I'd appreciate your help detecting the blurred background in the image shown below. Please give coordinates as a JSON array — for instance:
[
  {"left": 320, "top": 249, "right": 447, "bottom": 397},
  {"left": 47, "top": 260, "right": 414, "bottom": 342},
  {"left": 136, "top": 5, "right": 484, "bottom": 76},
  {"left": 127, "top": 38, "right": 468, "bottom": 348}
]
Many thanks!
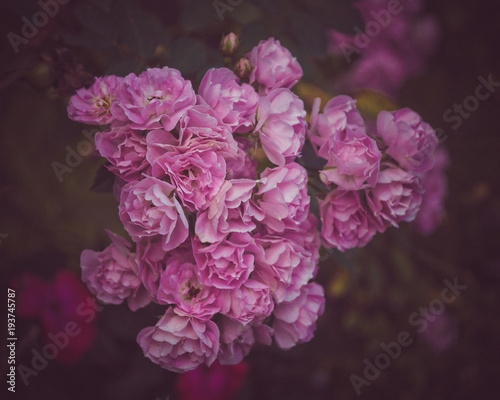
[{"left": 1, "top": 0, "right": 499, "bottom": 399}]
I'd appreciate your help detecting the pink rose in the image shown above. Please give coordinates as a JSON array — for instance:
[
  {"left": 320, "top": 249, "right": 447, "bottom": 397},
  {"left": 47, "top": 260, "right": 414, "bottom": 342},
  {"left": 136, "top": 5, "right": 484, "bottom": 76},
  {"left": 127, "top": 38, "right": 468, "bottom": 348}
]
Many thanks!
[
  {"left": 95, "top": 123, "right": 150, "bottom": 182},
  {"left": 272, "top": 283, "right": 325, "bottom": 350},
  {"left": 377, "top": 108, "right": 438, "bottom": 173},
  {"left": 119, "top": 176, "right": 189, "bottom": 251},
  {"left": 111, "top": 67, "right": 196, "bottom": 130},
  {"left": 137, "top": 308, "right": 220, "bottom": 373},
  {"left": 80, "top": 231, "right": 150, "bottom": 311},
  {"left": 366, "top": 164, "right": 424, "bottom": 230},
  {"left": 247, "top": 38, "right": 303, "bottom": 94},
  {"left": 224, "top": 279, "right": 274, "bottom": 325},
  {"left": 319, "top": 190, "right": 377, "bottom": 251},
  {"left": 256, "top": 88, "right": 307, "bottom": 166},
  {"left": 68, "top": 75, "right": 123, "bottom": 125}
]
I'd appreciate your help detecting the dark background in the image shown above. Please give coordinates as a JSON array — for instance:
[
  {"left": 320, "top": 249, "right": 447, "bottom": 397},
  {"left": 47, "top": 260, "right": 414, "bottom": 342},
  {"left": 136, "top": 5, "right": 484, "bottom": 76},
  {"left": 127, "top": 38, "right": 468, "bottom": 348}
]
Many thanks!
[{"left": 1, "top": 0, "right": 499, "bottom": 399}]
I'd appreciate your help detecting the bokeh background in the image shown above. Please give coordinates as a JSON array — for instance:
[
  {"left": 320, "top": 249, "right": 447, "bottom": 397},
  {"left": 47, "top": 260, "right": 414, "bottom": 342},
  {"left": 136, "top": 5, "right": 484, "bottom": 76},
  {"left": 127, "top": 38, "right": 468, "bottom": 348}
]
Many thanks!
[{"left": 1, "top": 0, "right": 499, "bottom": 399}]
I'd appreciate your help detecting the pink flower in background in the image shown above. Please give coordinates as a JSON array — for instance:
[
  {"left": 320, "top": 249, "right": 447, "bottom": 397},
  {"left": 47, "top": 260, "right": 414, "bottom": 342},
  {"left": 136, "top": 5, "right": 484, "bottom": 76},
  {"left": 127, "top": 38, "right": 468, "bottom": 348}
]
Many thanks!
[
  {"left": 137, "top": 308, "right": 220, "bottom": 373},
  {"left": 111, "top": 67, "right": 196, "bottom": 130},
  {"left": 247, "top": 37, "right": 303, "bottom": 94},
  {"left": 119, "top": 176, "right": 189, "bottom": 251},
  {"left": 193, "top": 233, "right": 258, "bottom": 290},
  {"left": 176, "top": 359, "right": 249, "bottom": 400},
  {"left": 68, "top": 75, "right": 123, "bottom": 125},
  {"left": 366, "top": 164, "right": 424, "bottom": 230},
  {"left": 377, "top": 108, "right": 438, "bottom": 173},
  {"left": 413, "top": 147, "right": 450, "bottom": 234},
  {"left": 157, "top": 258, "right": 224, "bottom": 320},
  {"left": 319, "top": 189, "right": 377, "bottom": 251},
  {"left": 419, "top": 311, "right": 458, "bottom": 353},
  {"left": 273, "top": 282, "right": 325, "bottom": 350},
  {"left": 94, "top": 123, "right": 150, "bottom": 182},
  {"left": 256, "top": 88, "right": 307, "bottom": 166},
  {"left": 253, "top": 163, "right": 310, "bottom": 233},
  {"left": 16, "top": 270, "right": 96, "bottom": 364},
  {"left": 198, "top": 67, "right": 259, "bottom": 132},
  {"left": 81, "top": 231, "right": 150, "bottom": 311},
  {"left": 195, "top": 179, "right": 257, "bottom": 243}
]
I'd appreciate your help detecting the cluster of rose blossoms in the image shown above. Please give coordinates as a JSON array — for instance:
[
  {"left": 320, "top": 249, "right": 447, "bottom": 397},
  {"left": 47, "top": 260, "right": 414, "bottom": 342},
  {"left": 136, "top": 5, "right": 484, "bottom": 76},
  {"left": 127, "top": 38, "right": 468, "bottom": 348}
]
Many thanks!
[{"left": 67, "top": 35, "right": 440, "bottom": 373}]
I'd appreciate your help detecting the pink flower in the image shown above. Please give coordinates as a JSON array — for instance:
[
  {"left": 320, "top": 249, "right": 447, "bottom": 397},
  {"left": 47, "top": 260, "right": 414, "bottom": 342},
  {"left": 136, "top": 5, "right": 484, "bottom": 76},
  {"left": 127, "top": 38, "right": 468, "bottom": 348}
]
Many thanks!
[
  {"left": 377, "top": 108, "right": 438, "bottom": 173},
  {"left": 256, "top": 88, "right": 307, "bottom": 166},
  {"left": 198, "top": 68, "right": 259, "bottom": 133},
  {"left": 247, "top": 38, "right": 303, "bottom": 94},
  {"left": 319, "top": 127, "right": 381, "bottom": 190},
  {"left": 137, "top": 308, "right": 220, "bottom": 373},
  {"left": 68, "top": 75, "right": 123, "bottom": 125},
  {"left": 218, "top": 317, "right": 272, "bottom": 365},
  {"left": 80, "top": 231, "right": 151, "bottom": 311},
  {"left": 94, "top": 123, "right": 150, "bottom": 182},
  {"left": 308, "top": 95, "right": 366, "bottom": 160},
  {"left": 119, "top": 176, "right": 189, "bottom": 251},
  {"left": 224, "top": 279, "right": 274, "bottom": 325},
  {"left": 195, "top": 179, "right": 257, "bottom": 243},
  {"left": 413, "top": 147, "right": 449, "bottom": 235},
  {"left": 157, "top": 259, "right": 224, "bottom": 320},
  {"left": 148, "top": 139, "right": 227, "bottom": 212},
  {"left": 253, "top": 163, "right": 310, "bottom": 233},
  {"left": 111, "top": 67, "right": 196, "bottom": 130},
  {"left": 272, "top": 283, "right": 325, "bottom": 350},
  {"left": 16, "top": 270, "right": 96, "bottom": 364},
  {"left": 366, "top": 164, "right": 424, "bottom": 230},
  {"left": 319, "top": 190, "right": 377, "bottom": 251},
  {"left": 192, "top": 233, "right": 258, "bottom": 290},
  {"left": 220, "top": 32, "right": 239, "bottom": 55},
  {"left": 176, "top": 360, "right": 249, "bottom": 400}
]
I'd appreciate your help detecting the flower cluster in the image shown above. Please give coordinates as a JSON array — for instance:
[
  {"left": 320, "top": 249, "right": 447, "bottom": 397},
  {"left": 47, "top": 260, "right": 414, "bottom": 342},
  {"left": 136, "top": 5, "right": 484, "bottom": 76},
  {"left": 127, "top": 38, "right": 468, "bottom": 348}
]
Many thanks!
[
  {"left": 308, "top": 95, "right": 439, "bottom": 251},
  {"left": 70, "top": 37, "right": 325, "bottom": 373}
]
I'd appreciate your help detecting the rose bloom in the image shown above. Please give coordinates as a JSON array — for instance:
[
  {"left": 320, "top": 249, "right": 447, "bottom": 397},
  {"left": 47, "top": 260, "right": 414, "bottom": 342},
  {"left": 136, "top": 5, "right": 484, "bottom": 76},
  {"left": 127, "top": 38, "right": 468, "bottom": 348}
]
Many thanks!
[
  {"left": 255, "top": 88, "right": 307, "bottom": 166},
  {"left": 137, "top": 308, "right": 220, "bottom": 373},
  {"left": 94, "top": 123, "right": 150, "bottom": 182},
  {"left": 366, "top": 164, "right": 424, "bottom": 230},
  {"left": 319, "top": 189, "right": 378, "bottom": 252},
  {"left": 192, "top": 232, "right": 259, "bottom": 290},
  {"left": 68, "top": 75, "right": 123, "bottom": 125},
  {"left": 111, "top": 67, "right": 196, "bottom": 130},
  {"left": 119, "top": 176, "right": 189, "bottom": 251},
  {"left": 247, "top": 38, "right": 303, "bottom": 94},
  {"left": 272, "top": 282, "right": 325, "bottom": 350},
  {"left": 197, "top": 67, "right": 259, "bottom": 133},
  {"left": 252, "top": 163, "right": 310, "bottom": 233},
  {"left": 377, "top": 107, "right": 438, "bottom": 173},
  {"left": 157, "top": 258, "right": 224, "bottom": 320},
  {"left": 80, "top": 231, "right": 150, "bottom": 311}
]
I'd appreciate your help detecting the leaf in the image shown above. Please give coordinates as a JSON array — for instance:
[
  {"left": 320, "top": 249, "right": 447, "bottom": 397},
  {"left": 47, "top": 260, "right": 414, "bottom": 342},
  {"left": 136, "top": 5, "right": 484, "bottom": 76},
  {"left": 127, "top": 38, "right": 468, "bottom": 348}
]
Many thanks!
[{"left": 90, "top": 163, "right": 116, "bottom": 193}]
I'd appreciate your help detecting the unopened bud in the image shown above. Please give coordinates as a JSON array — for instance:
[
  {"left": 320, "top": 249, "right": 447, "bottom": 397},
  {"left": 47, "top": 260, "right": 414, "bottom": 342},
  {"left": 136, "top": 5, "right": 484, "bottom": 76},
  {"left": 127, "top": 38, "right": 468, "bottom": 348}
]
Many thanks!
[
  {"left": 234, "top": 57, "right": 252, "bottom": 79},
  {"left": 220, "top": 33, "right": 239, "bottom": 56}
]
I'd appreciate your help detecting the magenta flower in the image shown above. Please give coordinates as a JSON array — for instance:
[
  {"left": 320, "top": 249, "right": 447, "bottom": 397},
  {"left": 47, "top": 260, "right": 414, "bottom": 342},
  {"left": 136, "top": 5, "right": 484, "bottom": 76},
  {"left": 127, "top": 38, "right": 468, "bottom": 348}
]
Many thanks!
[
  {"left": 195, "top": 179, "right": 257, "bottom": 243},
  {"left": 119, "top": 176, "right": 189, "bottom": 251},
  {"left": 68, "top": 75, "right": 123, "bottom": 125},
  {"left": 377, "top": 108, "right": 438, "bottom": 173},
  {"left": 247, "top": 38, "right": 303, "bottom": 94},
  {"left": 413, "top": 147, "right": 449, "bottom": 235},
  {"left": 111, "top": 67, "right": 196, "bottom": 130},
  {"left": 319, "top": 190, "right": 377, "bottom": 251},
  {"left": 253, "top": 163, "right": 310, "bottom": 233},
  {"left": 366, "top": 164, "right": 424, "bottom": 230},
  {"left": 256, "top": 88, "right": 307, "bottom": 166},
  {"left": 198, "top": 67, "right": 259, "bottom": 133},
  {"left": 157, "top": 258, "right": 224, "bottom": 320},
  {"left": 137, "top": 308, "right": 220, "bottom": 373},
  {"left": 224, "top": 279, "right": 274, "bottom": 325},
  {"left": 192, "top": 232, "right": 259, "bottom": 290},
  {"left": 80, "top": 231, "right": 150, "bottom": 311},
  {"left": 94, "top": 123, "right": 150, "bottom": 182},
  {"left": 272, "top": 283, "right": 325, "bottom": 350}
]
